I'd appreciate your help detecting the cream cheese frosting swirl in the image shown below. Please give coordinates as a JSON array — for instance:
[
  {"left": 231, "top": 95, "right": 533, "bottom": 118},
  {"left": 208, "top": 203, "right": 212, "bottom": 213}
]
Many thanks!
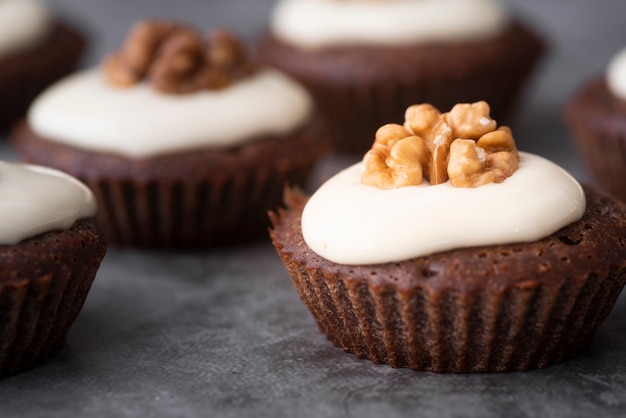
[
  {"left": 28, "top": 68, "right": 314, "bottom": 157},
  {"left": 606, "top": 47, "right": 626, "bottom": 101},
  {"left": 301, "top": 152, "right": 586, "bottom": 265},
  {"left": 0, "top": 0, "right": 50, "bottom": 60},
  {"left": 271, "top": 0, "right": 509, "bottom": 49},
  {"left": 0, "top": 161, "right": 97, "bottom": 245}
]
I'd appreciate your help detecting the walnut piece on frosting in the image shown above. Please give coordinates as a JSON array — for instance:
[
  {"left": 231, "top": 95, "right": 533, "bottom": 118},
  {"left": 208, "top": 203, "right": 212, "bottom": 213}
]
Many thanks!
[
  {"left": 361, "top": 101, "right": 520, "bottom": 189},
  {"left": 103, "top": 21, "right": 257, "bottom": 94},
  {"left": 362, "top": 124, "right": 428, "bottom": 189}
]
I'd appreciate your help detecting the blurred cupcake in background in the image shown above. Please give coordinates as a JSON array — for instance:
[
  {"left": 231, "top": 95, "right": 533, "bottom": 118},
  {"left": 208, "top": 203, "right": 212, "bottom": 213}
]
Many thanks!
[
  {"left": 12, "top": 21, "right": 326, "bottom": 249},
  {"left": 564, "top": 47, "right": 626, "bottom": 202},
  {"left": 0, "top": 0, "right": 85, "bottom": 130},
  {"left": 256, "top": 0, "right": 545, "bottom": 155},
  {"left": 0, "top": 161, "right": 107, "bottom": 377}
]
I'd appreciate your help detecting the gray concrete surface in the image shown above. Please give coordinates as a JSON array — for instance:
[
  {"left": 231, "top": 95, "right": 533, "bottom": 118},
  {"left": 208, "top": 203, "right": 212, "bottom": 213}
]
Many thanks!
[{"left": 1, "top": 1, "right": 625, "bottom": 417}]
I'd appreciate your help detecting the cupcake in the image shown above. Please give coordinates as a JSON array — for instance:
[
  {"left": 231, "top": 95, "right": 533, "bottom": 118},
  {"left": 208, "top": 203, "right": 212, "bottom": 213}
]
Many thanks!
[
  {"left": 270, "top": 101, "right": 626, "bottom": 373},
  {"left": 0, "top": 0, "right": 85, "bottom": 130},
  {"left": 256, "top": 0, "right": 545, "bottom": 154},
  {"left": 0, "top": 161, "right": 107, "bottom": 377},
  {"left": 12, "top": 21, "right": 326, "bottom": 249},
  {"left": 564, "top": 47, "right": 626, "bottom": 202}
]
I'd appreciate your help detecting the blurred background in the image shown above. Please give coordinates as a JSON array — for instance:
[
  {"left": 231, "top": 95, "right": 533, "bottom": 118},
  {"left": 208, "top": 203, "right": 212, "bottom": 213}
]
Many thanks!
[{"left": 28, "top": 0, "right": 626, "bottom": 183}]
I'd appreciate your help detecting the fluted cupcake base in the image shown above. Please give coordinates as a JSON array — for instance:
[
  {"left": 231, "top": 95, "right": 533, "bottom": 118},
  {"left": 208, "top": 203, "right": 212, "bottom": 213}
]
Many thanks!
[
  {"left": 270, "top": 187, "right": 626, "bottom": 373},
  {"left": 283, "top": 264, "right": 623, "bottom": 372},
  {"left": 0, "top": 220, "right": 107, "bottom": 377},
  {"left": 90, "top": 167, "right": 309, "bottom": 248}
]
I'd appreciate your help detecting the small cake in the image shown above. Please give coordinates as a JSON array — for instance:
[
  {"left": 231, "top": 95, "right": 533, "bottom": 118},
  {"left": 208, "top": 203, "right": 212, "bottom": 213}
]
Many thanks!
[
  {"left": 270, "top": 101, "right": 626, "bottom": 373},
  {"left": 564, "top": 47, "right": 626, "bottom": 202},
  {"left": 0, "top": 161, "right": 107, "bottom": 378},
  {"left": 12, "top": 21, "right": 326, "bottom": 248},
  {"left": 0, "top": 0, "right": 85, "bottom": 130},
  {"left": 256, "top": 0, "right": 545, "bottom": 154}
]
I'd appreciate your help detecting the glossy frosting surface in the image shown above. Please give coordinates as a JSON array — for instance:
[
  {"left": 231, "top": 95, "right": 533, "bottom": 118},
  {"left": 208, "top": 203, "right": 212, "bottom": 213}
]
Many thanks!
[
  {"left": 0, "top": 0, "right": 50, "bottom": 59},
  {"left": 28, "top": 68, "right": 314, "bottom": 157},
  {"left": 271, "top": 0, "right": 508, "bottom": 48},
  {"left": 0, "top": 161, "right": 96, "bottom": 245},
  {"left": 301, "top": 152, "right": 586, "bottom": 265}
]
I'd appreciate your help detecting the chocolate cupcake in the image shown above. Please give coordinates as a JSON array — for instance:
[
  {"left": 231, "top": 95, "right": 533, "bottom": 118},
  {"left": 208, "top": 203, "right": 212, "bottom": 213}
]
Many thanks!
[
  {"left": 270, "top": 102, "right": 626, "bottom": 372},
  {"left": 256, "top": 0, "right": 544, "bottom": 154},
  {"left": 12, "top": 21, "right": 326, "bottom": 249},
  {"left": 0, "top": 161, "right": 107, "bottom": 378},
  {"left": 0, "top": 0, "right": 85, "bottom": 130},
  {"left": 564, "top": 47, "right": 626, "bottom": 202}
]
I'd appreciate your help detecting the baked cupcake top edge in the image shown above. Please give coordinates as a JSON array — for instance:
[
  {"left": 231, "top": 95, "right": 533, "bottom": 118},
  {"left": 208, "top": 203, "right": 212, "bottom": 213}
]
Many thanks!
[
  {"left": 301, "top": 101, "right": 587, "bottom": 265},
  {"left": 26, "top": 21, "right": 314, "bottom": 158},
  {"left": 270, "top": 0, "right": 509, "bottom": 49},
  {"left": 0, "top": 0, "right": 51, "bottom": 60},
  {"left": 0, "top": 161, "right": 97, "bottom": 245}
]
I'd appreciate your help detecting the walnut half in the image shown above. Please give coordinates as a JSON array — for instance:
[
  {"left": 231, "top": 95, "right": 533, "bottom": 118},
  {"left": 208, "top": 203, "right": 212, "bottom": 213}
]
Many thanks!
[
  {"left": 362, "top": 124, "right": 428, "bottom": 189},
  {"left": 361, "top": 101, "right": 520, "bottom": 189}
]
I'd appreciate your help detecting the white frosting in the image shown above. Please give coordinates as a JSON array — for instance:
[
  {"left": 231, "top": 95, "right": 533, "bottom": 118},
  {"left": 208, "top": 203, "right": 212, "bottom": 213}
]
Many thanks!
[
  {"left": 0, "top": 0, "right": 50, "bottom": 60},
  {"left": 606, "top": 47, "right": 626, "bottom": 101},
  {"left": 0, "top": 161, "right": 97, "bottom": 245},
  {"left": 28, "top": 68, "right": 314, "bottom": 158},
  {"left": 302, "top": 152, "right": 586, "bottom": 265},
  {"left": 271, "top": 0, "right": 508, "bottom": 49}
]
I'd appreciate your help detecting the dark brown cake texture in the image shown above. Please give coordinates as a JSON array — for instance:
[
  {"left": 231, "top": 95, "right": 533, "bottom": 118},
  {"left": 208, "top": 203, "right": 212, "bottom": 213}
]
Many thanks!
[
  {"left": 0, "top": 220, "right": 107, "bottom": 378},
  {"left": 269, "top": 186, "right": 626, "bottom": 373},
  {"left": 257, "top": 21, "right": 544, "bottom": 155},
  {"left": 0, "top": 20, "right": 85, "bottom": 130},
  {"left": 564, "top": 76, "right": 626, "bottom": 202}
]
